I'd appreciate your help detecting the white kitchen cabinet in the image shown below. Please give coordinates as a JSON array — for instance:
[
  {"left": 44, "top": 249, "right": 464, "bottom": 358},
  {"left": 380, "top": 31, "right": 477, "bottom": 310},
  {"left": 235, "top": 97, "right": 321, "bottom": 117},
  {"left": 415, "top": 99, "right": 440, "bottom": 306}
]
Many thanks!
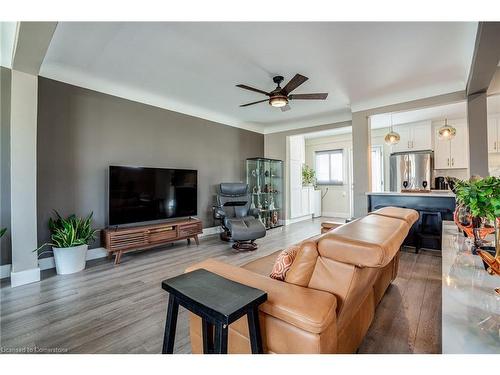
[
  {"left": 434, "top": 121, "right": 468, "bottom": 169},
  {"left": 301, "top": 187, "right": 311, "bottom": 216},
  {"left": 488, "top": 117, "right": 499, "bottom": 153},
  {"left": 434, "top": 137, "right": 451, "bottom": 169},
  {"left": 312, "top": 189, "right": 322, "bottom": 217},
  {"left": 411, "top": 122, "right": 433, "bottom": 151},
  {"left": 289, "top": 135, "right": 306, "bottom": 219},
  {"left": 290, "top": 159, "right": 302, "bottom": 218},
  {"left": 391, "top": 125, "right": 411, "bottom": 153},
  {"left": 391, "top": 121, "right": 432, "bottom": 153}
]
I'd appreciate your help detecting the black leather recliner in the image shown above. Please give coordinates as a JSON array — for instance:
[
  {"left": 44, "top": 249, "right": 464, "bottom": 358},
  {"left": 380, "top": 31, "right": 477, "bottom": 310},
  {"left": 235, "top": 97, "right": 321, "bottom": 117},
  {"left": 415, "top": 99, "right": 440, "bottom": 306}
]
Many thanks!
[{"left": 213, "top": 183, "right": 266, "bottom": 250}]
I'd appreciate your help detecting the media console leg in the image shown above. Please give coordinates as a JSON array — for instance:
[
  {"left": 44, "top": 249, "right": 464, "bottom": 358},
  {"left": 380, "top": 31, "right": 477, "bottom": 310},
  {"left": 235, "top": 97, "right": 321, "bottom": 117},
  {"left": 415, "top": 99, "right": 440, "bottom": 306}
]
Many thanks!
[
  {"left": 194, "top": 235, "right": 199, "bottom": 245},
  {"left": 114, "top": 251, "right": 123, "bottom": 265},
  {"left": 187, "top": 238, "right": 191, "bottom": 245}
]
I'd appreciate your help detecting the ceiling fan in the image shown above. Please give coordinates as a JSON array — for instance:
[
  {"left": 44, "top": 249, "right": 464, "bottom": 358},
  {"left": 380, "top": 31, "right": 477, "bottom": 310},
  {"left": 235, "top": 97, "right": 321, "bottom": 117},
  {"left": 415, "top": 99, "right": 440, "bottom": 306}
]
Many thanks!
[{"left": 236, "top": 74, "right": 328, "bottom": 112}]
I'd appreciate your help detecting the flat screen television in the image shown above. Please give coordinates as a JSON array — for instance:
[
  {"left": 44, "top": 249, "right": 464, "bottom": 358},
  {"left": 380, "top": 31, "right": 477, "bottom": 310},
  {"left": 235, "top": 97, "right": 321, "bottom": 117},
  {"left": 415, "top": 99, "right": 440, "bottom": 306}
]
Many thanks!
[{"left": 108, "top": 166, "right": 197, "bottom": 226}]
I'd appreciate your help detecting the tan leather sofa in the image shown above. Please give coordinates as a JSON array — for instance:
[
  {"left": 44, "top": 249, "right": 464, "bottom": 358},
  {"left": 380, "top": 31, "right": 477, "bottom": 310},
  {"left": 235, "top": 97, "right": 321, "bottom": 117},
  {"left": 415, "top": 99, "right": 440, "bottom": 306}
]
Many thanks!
[{"left": 187, "top": 207, "right": 419, "bottom": 354}]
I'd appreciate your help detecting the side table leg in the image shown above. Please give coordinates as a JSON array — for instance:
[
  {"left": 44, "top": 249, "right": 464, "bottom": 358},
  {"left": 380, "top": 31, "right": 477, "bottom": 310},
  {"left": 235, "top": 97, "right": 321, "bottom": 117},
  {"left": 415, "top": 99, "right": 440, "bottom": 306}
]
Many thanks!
[
  {"left": 202, "top": 319, "right": 214, "bottom": 354},
  {"left": 194, "top": 235, "right": 199, "bottom": 245},
  {"left": 214, "top": 322, "right": 228, "bottom": 354},
  {"left": 162, "top": 294, "right": 179, "bottom": 354},
  {"left": 247, "top": 306, "right": 263, "bottom": 354}
]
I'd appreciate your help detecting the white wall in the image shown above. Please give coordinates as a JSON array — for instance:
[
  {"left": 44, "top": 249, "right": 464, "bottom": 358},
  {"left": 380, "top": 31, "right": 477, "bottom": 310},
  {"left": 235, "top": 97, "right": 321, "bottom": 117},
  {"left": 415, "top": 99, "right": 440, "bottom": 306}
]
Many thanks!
[
  {"left": 305, "top": 133, "right": 352, "bottom": 218},
  {"left": 9, "top": 70, "right": 39, "bottom": 286},
  {"left": 370, "top": 127, "right": 392, "bottom": 191}
]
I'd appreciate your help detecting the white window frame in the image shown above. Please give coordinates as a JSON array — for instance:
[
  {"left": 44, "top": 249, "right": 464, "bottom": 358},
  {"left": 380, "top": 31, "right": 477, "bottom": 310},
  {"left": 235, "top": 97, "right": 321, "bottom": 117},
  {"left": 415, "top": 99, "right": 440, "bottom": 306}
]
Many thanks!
[
  {"left": 315, "top": 149, "right": 344, "bottom": 185},
  {"left": 371, "top": 145, "right": 384, "bottom": 192}
]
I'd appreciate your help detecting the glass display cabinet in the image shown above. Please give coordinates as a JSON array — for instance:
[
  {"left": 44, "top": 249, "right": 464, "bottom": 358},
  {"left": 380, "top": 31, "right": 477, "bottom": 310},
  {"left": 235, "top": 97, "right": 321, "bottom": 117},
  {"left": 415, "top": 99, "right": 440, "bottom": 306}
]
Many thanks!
[{"left": 246, "top": 157, "right": 284, "bottom": 229}]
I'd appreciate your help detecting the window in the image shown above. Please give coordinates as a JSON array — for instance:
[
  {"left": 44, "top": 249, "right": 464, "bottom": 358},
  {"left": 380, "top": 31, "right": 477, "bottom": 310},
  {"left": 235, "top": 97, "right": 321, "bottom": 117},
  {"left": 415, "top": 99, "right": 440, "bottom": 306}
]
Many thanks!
[
  {"left": 315, "top": 149, "right": 344, "bottom": 185},
  {"left": 371, "top": 145, "right": 384, "bottom": 192}
]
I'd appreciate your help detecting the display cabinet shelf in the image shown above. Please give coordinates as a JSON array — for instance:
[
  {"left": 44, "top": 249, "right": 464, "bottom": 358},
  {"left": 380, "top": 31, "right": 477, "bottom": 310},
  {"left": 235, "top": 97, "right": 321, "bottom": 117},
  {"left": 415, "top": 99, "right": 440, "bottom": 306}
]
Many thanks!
[{"left": 246, "top": 157, "right": 284, "bottom": 230}]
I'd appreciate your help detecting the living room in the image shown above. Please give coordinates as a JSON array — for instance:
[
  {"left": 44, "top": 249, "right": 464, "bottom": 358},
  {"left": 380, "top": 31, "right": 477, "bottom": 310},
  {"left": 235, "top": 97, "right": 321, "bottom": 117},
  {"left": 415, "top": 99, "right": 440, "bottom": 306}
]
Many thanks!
[{"left": 1, "top": 2, "right": 500, "bottom": 373}]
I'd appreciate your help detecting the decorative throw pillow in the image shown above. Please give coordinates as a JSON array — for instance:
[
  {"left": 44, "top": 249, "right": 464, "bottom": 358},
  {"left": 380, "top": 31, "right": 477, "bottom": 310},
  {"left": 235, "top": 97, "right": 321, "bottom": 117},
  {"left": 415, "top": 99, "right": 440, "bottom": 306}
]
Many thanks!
[{"left": 270, "top": 245, "right": 300, "bottom": 281}]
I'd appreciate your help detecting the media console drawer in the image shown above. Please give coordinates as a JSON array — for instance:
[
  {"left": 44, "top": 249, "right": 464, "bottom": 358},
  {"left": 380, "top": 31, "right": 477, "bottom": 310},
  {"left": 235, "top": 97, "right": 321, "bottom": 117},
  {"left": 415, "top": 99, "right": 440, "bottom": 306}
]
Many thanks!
[
  {"left": 179, "top": 222, "right": 203, "bottom": 237},
  {"left": 103, "top": 218, "right": 203, "bottom": 264}
]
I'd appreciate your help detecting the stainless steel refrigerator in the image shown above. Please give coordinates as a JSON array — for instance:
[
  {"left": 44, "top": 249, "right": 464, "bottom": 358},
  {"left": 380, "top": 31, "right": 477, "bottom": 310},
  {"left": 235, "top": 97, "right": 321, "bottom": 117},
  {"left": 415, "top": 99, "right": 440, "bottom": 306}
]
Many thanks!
[{"left": 390, "top": 151, "right": 433, "bottom": 191}]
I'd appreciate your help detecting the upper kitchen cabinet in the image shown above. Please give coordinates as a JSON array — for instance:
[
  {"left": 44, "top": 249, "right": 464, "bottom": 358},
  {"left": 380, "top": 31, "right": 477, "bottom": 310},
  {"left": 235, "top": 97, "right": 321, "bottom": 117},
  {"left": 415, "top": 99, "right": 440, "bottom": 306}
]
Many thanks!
[
  {"left": 488, "top": 116, "right": 499, "bottom": 153},
  {"left": 391, "top": 121, "right": 432, "bottom": 153},
  {"left": 434, "top": 120, "right": 469, "bottom": 169}
]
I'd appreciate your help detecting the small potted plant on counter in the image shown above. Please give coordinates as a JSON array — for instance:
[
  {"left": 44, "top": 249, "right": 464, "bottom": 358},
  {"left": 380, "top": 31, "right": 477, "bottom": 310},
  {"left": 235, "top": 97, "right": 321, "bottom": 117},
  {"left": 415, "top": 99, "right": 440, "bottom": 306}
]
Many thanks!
[
  {"left": 35, "top": 211, "right": 98, "bottom": 275},
  {"left": 454, "top": 176, "right": 500, "bottom": 253}
]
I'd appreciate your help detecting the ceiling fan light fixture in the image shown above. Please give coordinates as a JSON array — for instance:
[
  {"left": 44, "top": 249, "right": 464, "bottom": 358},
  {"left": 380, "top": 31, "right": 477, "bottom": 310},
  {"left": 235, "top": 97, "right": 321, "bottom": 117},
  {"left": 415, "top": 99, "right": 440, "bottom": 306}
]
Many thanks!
[
  {"left": 438, "top": 119, "right": 456, "bottom": 140},
  {"left": 269, "top": 95, "right": 288, "bottom": 108}
]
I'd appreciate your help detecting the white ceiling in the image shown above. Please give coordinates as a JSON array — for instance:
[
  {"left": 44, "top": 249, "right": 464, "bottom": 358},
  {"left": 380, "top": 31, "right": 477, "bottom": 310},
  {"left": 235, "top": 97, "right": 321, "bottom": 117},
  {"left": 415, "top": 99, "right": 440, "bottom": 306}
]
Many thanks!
[{"left": 40, "top": 22, "right": 478, "bottom": 134}]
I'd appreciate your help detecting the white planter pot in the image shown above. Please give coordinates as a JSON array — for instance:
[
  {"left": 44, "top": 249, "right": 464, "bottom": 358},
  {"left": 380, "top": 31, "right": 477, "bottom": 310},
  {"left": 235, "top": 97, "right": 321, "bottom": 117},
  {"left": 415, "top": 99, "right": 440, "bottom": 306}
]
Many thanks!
[{"left": 52, "top": 244, "right": 88, "bottom": 275}]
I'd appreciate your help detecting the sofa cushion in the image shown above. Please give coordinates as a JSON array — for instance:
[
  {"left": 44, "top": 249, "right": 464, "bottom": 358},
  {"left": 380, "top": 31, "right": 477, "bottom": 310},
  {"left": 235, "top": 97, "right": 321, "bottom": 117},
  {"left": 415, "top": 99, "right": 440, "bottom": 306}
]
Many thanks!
[
  {"left": 270, "top": 245, "right": 300, "bottom": 281},
  {"left": 317, "top": 214, "right": 409, "bottom": 268},
  {"left": 242, "top": 250, "right": 281, "bottom": 276},
  {"left": 285, "top": 241, "right": 319, "bottom": 286},
  {"left": 369, "top": 207, "right": 419, "bottom": 225}
]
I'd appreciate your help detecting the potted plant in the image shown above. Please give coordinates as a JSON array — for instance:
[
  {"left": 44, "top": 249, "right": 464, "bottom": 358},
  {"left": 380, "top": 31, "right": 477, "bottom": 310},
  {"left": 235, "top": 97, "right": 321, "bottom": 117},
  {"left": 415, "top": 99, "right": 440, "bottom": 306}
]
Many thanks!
[
  {"left": 454, "top": 176, "right": 500, "bottom": 253},
  {"left": 302, "top": 164, "right": 316, "bottom": 187},
  {"left": 35, "top": 211, "right": 98, "bottom": 275}
]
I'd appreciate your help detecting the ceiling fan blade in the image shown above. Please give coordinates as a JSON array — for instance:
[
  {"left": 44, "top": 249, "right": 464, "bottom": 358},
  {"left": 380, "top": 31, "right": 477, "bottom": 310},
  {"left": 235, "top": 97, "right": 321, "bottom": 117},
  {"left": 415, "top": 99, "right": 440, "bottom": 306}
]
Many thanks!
[
  {"left": 240, "top": 99, "right": 269, "bottom": 107},
  {"left": 281, "top": 74, "right": 308, "bottom": 95},
  {"left": 289, "top": 93, "right": 328, "bottom": 100},
  {"left": 236, "top": 84, "right": 270, "bottom": 96},
  {"left": 281, "top": 104, "right": 291, "bottom": 112}
]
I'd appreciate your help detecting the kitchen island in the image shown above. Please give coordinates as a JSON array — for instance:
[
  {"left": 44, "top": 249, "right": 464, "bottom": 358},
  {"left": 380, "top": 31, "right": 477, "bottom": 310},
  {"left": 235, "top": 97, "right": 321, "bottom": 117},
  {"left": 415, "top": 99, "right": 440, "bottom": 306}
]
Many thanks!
[
  {"left": 442, "top": 221, "right": 500, "bottom": 353},
  {"left": 366, "top": 191, "right": 456, "bottom": 250}
]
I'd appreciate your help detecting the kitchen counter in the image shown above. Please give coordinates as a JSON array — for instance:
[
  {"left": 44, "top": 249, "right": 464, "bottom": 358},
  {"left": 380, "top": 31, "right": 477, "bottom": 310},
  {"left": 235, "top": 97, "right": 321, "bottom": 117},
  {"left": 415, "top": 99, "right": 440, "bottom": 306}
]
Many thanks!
[
  {"left": 366, "top": 190, "right": 455, "bottom": 198},
  {"left": 442, "top": 221, "right": 500, "bottom": 353},
  {"left": 367, "top": 191, "right": 456, "bottom": 250}
]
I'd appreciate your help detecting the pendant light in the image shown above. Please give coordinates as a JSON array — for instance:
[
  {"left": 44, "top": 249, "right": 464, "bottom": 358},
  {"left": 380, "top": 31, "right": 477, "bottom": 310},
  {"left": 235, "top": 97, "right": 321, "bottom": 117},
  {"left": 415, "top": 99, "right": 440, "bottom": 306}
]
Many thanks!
[
  {"left": 384, "top": 113, "right": 400, "bottom": 145},
  {"left": 438, "top": 118, "right": 456, "bottom": 140}
]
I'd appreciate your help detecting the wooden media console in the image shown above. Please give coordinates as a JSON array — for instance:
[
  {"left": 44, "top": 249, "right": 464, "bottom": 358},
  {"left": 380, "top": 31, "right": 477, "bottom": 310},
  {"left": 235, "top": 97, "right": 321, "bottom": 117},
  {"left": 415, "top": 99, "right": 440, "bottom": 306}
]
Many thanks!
[{"left": 102, "top": 217, "right": 203, "bottom": 264}]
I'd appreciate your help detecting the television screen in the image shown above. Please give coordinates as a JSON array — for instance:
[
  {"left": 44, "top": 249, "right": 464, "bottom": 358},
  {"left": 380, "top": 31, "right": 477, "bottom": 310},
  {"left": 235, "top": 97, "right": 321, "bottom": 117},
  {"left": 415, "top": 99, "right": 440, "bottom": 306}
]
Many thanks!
[{"left": 108, "top": 166, "right": 197, "bottom": 226}]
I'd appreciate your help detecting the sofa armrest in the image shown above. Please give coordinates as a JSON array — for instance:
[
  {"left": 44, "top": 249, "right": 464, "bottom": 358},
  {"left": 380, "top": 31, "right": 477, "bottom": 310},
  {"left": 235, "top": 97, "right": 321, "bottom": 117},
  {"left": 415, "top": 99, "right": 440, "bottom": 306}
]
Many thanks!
[{"left": 186, "top": 259, "right": 337, "bottom": 334}]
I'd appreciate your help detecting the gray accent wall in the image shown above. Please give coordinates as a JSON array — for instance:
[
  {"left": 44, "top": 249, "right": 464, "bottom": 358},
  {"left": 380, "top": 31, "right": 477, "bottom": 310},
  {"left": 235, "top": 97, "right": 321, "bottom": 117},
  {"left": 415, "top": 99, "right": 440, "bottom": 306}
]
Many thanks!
[
  {"left": 1, "top": 67, "right": 12, "bottom": 265},
  {"left": 37, "top": 77, "right": 263, "bottom": 249}
]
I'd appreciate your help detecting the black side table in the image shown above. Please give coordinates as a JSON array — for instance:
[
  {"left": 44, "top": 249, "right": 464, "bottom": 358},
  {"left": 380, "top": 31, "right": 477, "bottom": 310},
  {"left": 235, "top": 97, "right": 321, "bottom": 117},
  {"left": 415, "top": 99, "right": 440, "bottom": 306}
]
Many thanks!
[{"left": 161, "top": 268, "right": 268, "bottom": 354}]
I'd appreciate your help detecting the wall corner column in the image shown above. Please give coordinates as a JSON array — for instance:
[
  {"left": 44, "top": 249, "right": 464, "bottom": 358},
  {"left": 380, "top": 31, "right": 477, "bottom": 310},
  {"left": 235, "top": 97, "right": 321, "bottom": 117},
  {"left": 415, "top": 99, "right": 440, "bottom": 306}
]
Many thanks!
[
  {"left": 467, "top": 92, "right": 489, "bottom": 177},
  {"left": 9, "top": 70, "right": 40, "bottom": 287},
  {"left": 351, "top": 111, "right": 371, "bottom": 217}
]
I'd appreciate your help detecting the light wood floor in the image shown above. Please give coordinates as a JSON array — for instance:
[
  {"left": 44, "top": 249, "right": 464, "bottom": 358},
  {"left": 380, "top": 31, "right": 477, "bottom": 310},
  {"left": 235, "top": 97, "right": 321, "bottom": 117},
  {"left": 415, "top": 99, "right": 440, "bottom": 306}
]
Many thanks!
[{"left": 0, "top": 218, "right": 441, "bottom": 354}]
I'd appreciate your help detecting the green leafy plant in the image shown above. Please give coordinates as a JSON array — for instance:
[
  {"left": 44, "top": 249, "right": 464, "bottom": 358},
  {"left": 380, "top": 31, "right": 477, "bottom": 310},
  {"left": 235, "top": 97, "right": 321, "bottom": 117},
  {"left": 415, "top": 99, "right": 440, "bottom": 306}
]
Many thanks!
[
  {"left": 302, "top": 164, "right": 316, "bottom": 186},
  {"left": 454, "top": 176, "right": 500, "bottom": 223},
  {"left": 0, "top": 228, "right": 6, "bottom": 238},
  {"left": 34, "top": 211, "right": 98, "bottom": 253}
]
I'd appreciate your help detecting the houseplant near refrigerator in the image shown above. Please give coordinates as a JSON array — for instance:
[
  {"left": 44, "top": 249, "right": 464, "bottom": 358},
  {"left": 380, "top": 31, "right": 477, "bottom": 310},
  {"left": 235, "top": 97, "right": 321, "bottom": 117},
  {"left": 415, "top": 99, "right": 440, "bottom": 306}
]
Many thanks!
[{"left": 35, "top": 211, "right": 97, "bottom": 275}]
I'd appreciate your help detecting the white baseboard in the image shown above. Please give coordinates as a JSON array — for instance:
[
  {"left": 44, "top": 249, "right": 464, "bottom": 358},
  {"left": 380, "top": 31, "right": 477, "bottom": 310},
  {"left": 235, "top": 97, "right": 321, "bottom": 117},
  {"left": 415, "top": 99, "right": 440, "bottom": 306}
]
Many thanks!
[
  {"left": 199, "top": 226, "right": 222, "bottom": 237},
  {"left": 285, "top": 215, "right": 313, "bottom": 225},
  {"left": 0, "top": 264, "right": 12, "bottom": 279},
  {"left": 321, "top": 211, "right": 351, "bottom": 219},
  {"left": 10, "top": 267, "right": 41, "bottom": 287}
]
